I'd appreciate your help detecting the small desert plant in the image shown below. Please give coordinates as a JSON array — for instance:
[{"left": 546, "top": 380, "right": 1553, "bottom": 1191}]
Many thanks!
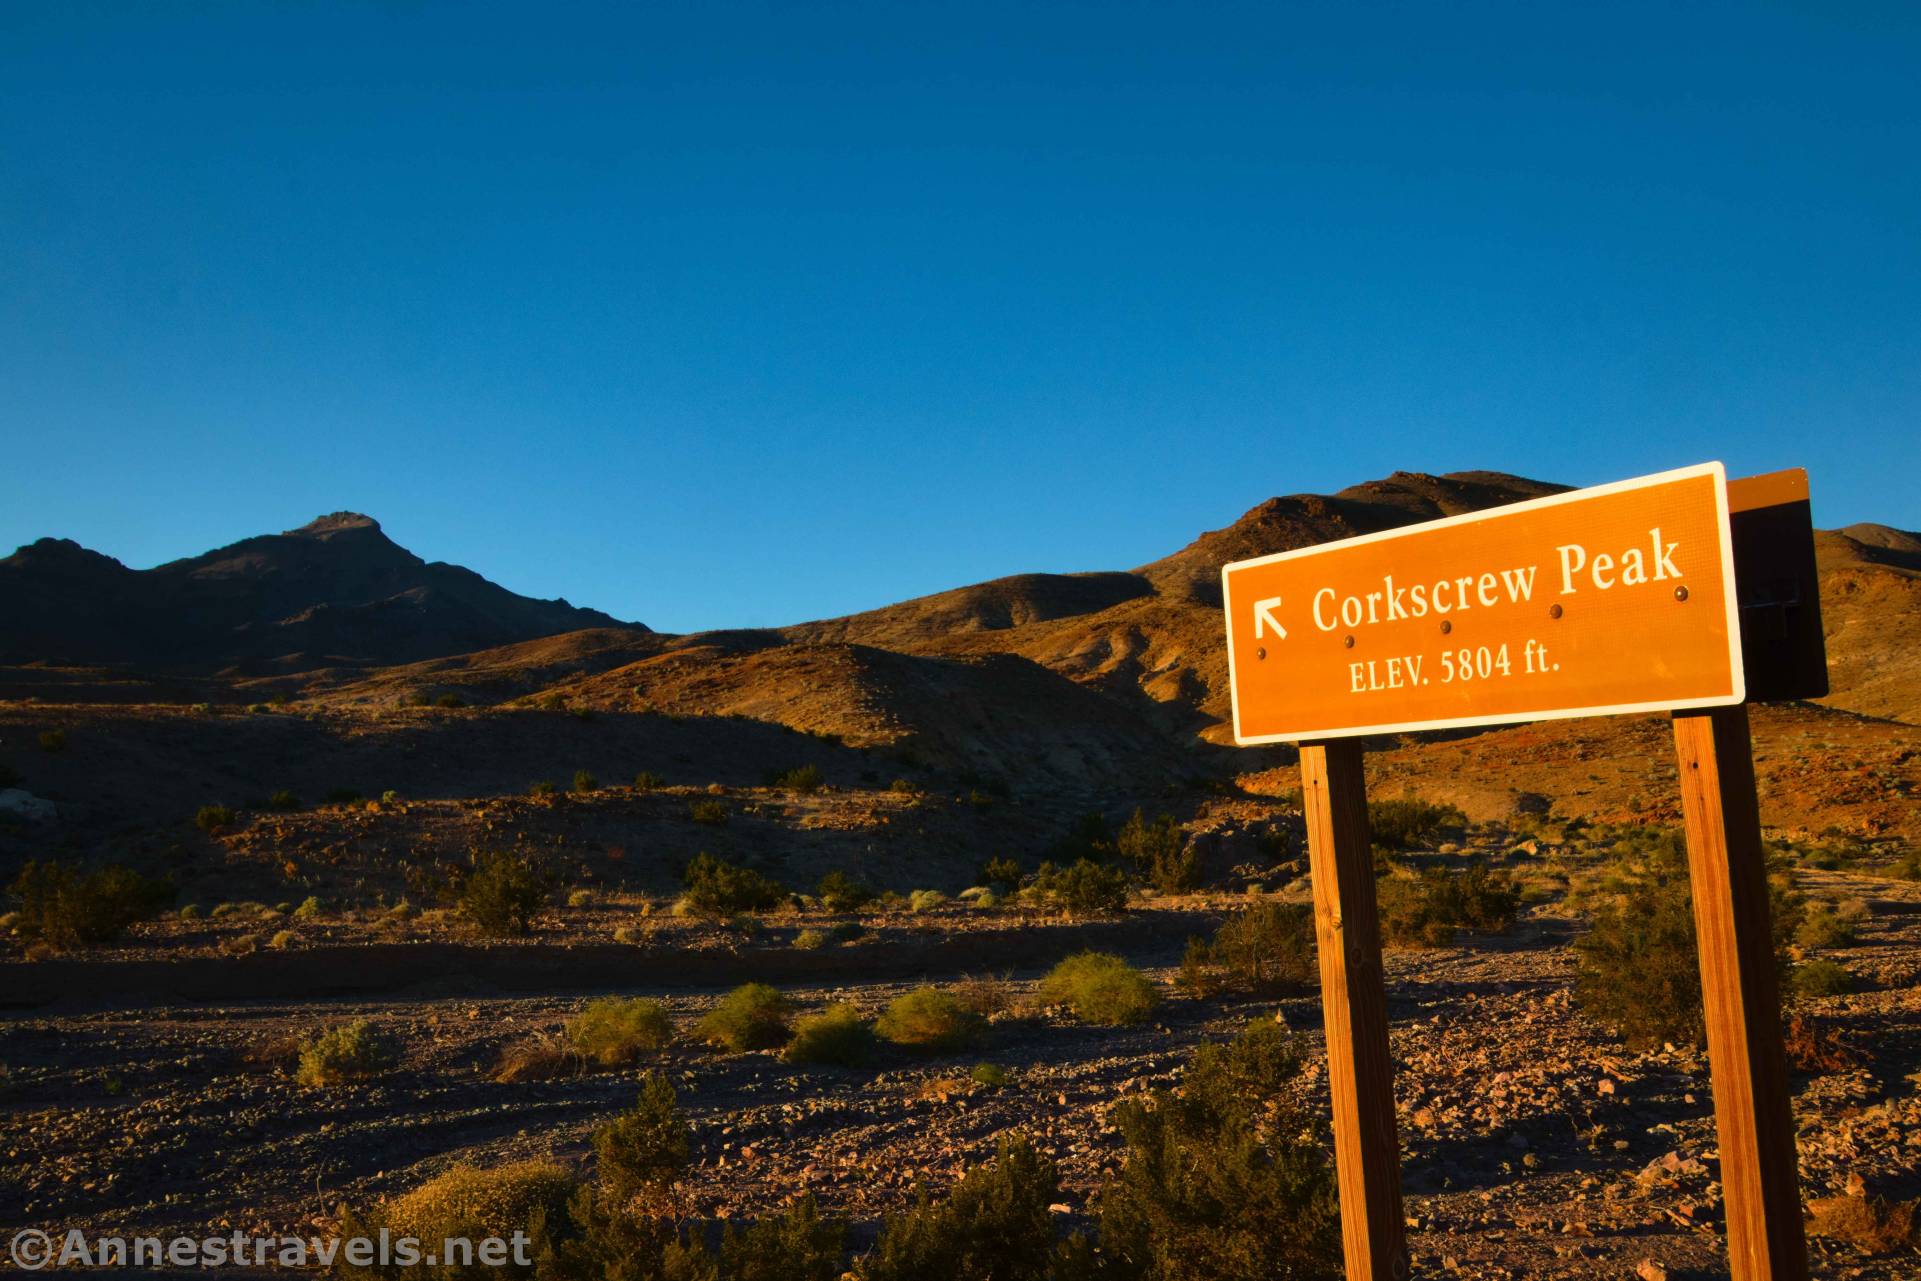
[
  {"left": 784, "top": 1003, "right": 877, "bottom": 1067},
  {"left": 1180, "top": 903, "right": 1316, "bottom": 996},
  {"left": 1118, "top": 808, "right": 1201, "bottom": 894},
  {"left": 195, "top": 803, "right": 237, "bottom": 833},
  {"left": 1367, "top": 797, "right": 1467, "bottom": 850},
  {"left": 696, "top": 983, "right": 793, "bottom": 1052},
  {"left": 817, "top": 869, "right": 876, "bottom": 913},
  {"left": 594, "top": 1072, "right": 691, "bottom": 1204},
  {"left": 325, "top": 788, "right": 363, "bottom": 805},
  {"left": 613, "top": 924, "right": 649, "bottom": 945},
  {"left": 37, "top": 729, "right": 66, "bottom": 753},
  {"left": 792, "top": 927, "right": 831, "bottom": 950},
  {"left": 567, "top": 888, "right": 593, "bottom": 908},
  {"left": 265, "top": 789, "right": 301, "bottom": 812},
  {"left": 875, "top": 988, "right": 986, "bottom": 1052},
  {"left": 1092, "top": 1019, "right": 1340, "bottom": 1280},
  {"left": 1029, "top": 858, "right": 1131, "bottom": 915},
  {"left": 952, "top": 973, "right": 1016, "bottom": 1019},
  {"left": 977, "top": 856, "right": 1022, "bottom": 889},
  {"left": 860, "top": 1134, "right": 1063, "bottom": 1281},
  {"left": 367, "top": 1159, "right": 578, "bottom": 1269},
  {"left": 680, "top": 852, "right": 786, "bottom": 916},
  {"left": 434, "top": 693, "right": 465, "bottom": 709},
  {"left": 719, "top": 1195, "right": 847, "bottom": 1281},
  {"left": 293, "top": 895, "right": 323, "bottom": 919},
  {"left": 529, "top": 780, "right": 558, "bottom": 797},
  {"left": 908, "top": 888, "right": 948, "bottom": 912},
  {"left": 1792, "top": 959, "right": 1855, "bottom": 997},
  {"left": 178, "top": 903, "right": 202, "bottom": 920},
  {"left": 296, "top": 1019, "right": 401, "bottom": 1086},
  {"left": 459, "top": 851, "right": 552, "bottom": 937},
  {"left": 1806, "top": 1194, "right": 1921, "bottom": 1254},
  {"left": 1797, "top": 903, "right": 1858, "bottom": 951},
  {"left": 689, "top": 799, "right": 728, "bottom": 825},
  {"left": 1377, "top": 861, "right": 1519, "bottom": 948},
  {"left": 572, "top": 770, "right": 598, "bottom": 793},
  {"left": 6, "top": 861, "right": 171, "bottom": 948},
  {"left": 567, "top": 997, "right": 673, "bottom": 1065},
  {"left": 632, "top": 770, "right": 666, "bottom": 792},
  {"left": 1040, "top": 951, "right": 1159, "bottom": 1026},
  {"left": 493, "top": 1034, "right": 577, "bottom": 1084},
  {"left": 774, "top": 764, "right": 825, "bottom": 793},
  {"left": 889, "top": 777, "right": 917, "bottom": 794},
  {"left": 269, "top": 929, "right": 296, "bottom": 949}
]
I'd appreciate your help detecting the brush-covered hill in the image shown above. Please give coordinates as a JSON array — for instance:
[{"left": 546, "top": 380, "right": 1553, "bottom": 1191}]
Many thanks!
[{"left": 0, "top": 512, "right": 641, "bottom": 673}]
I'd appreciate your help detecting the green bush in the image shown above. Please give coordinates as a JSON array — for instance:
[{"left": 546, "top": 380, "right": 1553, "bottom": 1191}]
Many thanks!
[
  {"left": 720, "top": 1195, "right": 847, "bottom": 1281},
  {"left": 6, "top": 861, "right": 171, "bottom": 948},
  {"left": 1040, "top": 951, "right": 1159, "bottom": 1026},
  {"left": 434, "top": 693, "right": 465, "bottom": 709},
  {"left": 293, "top": 895, "right": 323, "bottom": 919},
  {"left": 529, "top": 780, "right": 558, "bottom": 797},
  {"left": 970, "top": 1062, "right": 1010, "bottom": 1089},
  {"left": 593, "top": 1072, "right": 691, "bottom": 1204},
  {"left": 861, "top": 1134, "right": 1063, "bottom": 1281},
  {"left": 1377, "top": 861, "right": 1519, "bottom": 947},
  {"left": 1574, "top": 829, "right": 1802, "bottom": 1049},
  {"left": 784, "top": 1003, "right": 877, "bottom": 1067},
  {"left": 195, "top": 803, "right": 237, "bottom": 833},
  {"left": 696, "top": 983, "right": 793, "bottom": 1052},
  {"left": 792, "top": 927, "right": 831, "bottom": 949},
  {"left": 774, "top": 764, "right": 825, "bottom": 793},
  {"left": 1093, "top": 1020, "right": 1340, "bottom": 1280},
  {"left": 681, "top": 852, "right": 787, "bottom": 916},
  {"left": 325, "top": 788, "right": 364, "bottom": 805},
  {"left": 459, "top": 852, "right": 552, "bottom": 937},
  {"left": 297, "top": 1019, "right": 402, "bottom": 1086},
  {"left": 875, "top": 988, "right": 986, "bottom": 1052},
  {"left": 632, "top": 770, "right": 666, "bottom": 792},
  {"left": 1797, "top": 904, "right": 1858, "bottom": 951},
  {"left": 358, "top": 1160, "right": 578, "bottom": 1276},
  {"left": 38, "top": 728, "right": 66, "bottom": 753},
  {"left": 572, "top": 770, "right": 598, "bottom": 794},
  {"left": 978, "top": 856, "right": 1022, "bottom": 889},
  {"left": 1367, "top": 797, "right": 1467, "bottom": 850},
  {"left": 689, "top": 799, "right": 729, "bottom": 825},
  {"left": 1030, "top": 858, "right": 1130, "bottom": 915},
  {"left": 817, "top": 869, "right": 876, "bottom": 913},
  {"left": 1792, "top": 959, "right": 1855, "bottom": 997},
  {"left": 567, "top": 997, "right": 673, "bottom": 1066},
  {"left": 1118, "top": 809, "right": 1201, "bottom": 894},
  {"left": 1179, "top": 903, "right": 1315, "bottom": 997},
  {"left": 265, "top": 789, "right": 301, "bottom": 812},
  {"left": 908, "top": 889, "right": 948, "bottom": 912}
]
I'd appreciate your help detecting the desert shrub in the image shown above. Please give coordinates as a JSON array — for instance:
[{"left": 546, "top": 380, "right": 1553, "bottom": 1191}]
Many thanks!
[
  {"left": 970, "top": 1062, "right": 1010, "bottom": 1089},
  {"left": 774, "top": 764, "right": 825, "bottom": 793},
  {"left": 632, "top": 770, "right": 666, "bottom": 792},
  {"left": 1377, "top": 861, "right": 1519, "bottom": 947},
  {"left": 978, "top": 856, "right": 1022, "bottom": 889},
  {"left": 572, "top": 770, "right": 598, "bottom": 794},
  {"left": 1792, "top": 959, "right": 1855, "bottom": 997},
  {"left": 265, "top": 789, "right": 301, "bottom": 812},
  {"left": 889, "top": 777, "right": 917, "bottom": 794},
  {"left": 529, "top": 780, "right": 558, "bottom": 798},
  {"left": 1367, "top": 797, "right": 1467, "bottom": 850},
  {"left": 6, "top": 861, "right": 171, "bottom": 948},
  {"left": 594, "top": 1072, "right": 691, "bottom": 1204},
  {"left": 1040, "top": 951, "right": 1159, "bottom": 1026},
  {"left": 1179, "top": 903, "right": 1316, "bottom": 997},
  {"left": 792, "top": 927, "right": 830, "bottom": 950},
  {"left": 689, "top": 799, "right": 728, "bottom": 825},
  {"left": 1030, "top": 858, "right": 1130, "bottom": 916},
  {"left": 1797, "top": 903, "right": 1858, "bottom": 951},
  {"left": 293, "top": 895, "right": 323, "bottom": 919},
  {"left": 721, "top": 1194, "right": 848, "bottom": 1281},
  {"left": 1093, "top": 1019, "right": 1339, "bottom": 1280},
  {"left": 1118, "top": 809, "right": 1201, "bottom": 894},
  {"left": 362, "top": 1159, "right": 578, "bottom": 1275},
  {"left": 830, "top": 921, "right": 866, "bottom": 943},
  {"left": 908, "top": 888, "right": 948, "bottom": 912},
  {"left": 38, "top": 728, "right": 66, "bottom": 753},
  {"left": 681, "top": 852, "right": 787, "bottom": 916},
  {"left": 1806, "top": 1194, "right": 1921, "bottom": 1254},
  {"left": 875, "top": 988, "right": 986, "bottom": 1052},
  {"left": 953, "top": 973, "right": 1015, "bottom": 1018},
  {"left": 1574, "top": 829, "right": 1801, "bottom": 1049},
  {"left": 459, "top": 852, "right": 551, "bottom": 937},
  {"left": 817, "top": 870, "right": 876, "bottom": 913},
  {"left": 434, "top": 693, "right": 465, "bottom": 709},
  {"left": 195, "top": 803, "right": 237, "bottom": 833},
  {"left": 1782, "top": 1010, "right": 1864, "bottom": 1074},
  {"left": 178, "top": 903, "right": 202, "bottom": 920},
  {"left": 493, "top": 1035, "right": 576, "bottom": 1084},
  {"left": 297, "top": 1019, "right": 402, "bottom": 1086},
  {"left": 860, "top": 1134, "right": 1062, "bottom": 1281},
  {"left": 1895, "top": 845, "right": 1921, "bottom": 881},
  {"left": 563, "top": 888, "right": 591, "bottom": 909},
  {"left": 269, "top": 929, "right": 296, "bottom": 949},
  {"left": 613, "top": 924, "right": 648, "bottom": 945},
  {"left": 325, "top": 788, "right": 363, "bottom": 805},
  {"left": 567, "top": 997, "right": 673, "bottom": 1066},
  {"left": 784, "top": 1003, "right": 877, "bottom": 1067},
  {"left": 696, "top": 983, "right": 793, "bottom": 1052}
]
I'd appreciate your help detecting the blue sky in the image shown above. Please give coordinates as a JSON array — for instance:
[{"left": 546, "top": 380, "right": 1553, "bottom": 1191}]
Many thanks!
[{"left": 3, "top": 2, "right": 1916, "bottom": 632}]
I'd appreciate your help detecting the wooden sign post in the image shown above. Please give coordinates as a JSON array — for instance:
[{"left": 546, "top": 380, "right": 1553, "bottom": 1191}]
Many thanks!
[{"left": 1221, "top": 463, "right": 1825, "bottom": 1281}]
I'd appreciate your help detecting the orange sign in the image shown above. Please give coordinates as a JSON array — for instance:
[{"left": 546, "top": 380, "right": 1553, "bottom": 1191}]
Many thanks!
[{"left": 1222, "top": 463, "right": 1745, "bottom": 743}]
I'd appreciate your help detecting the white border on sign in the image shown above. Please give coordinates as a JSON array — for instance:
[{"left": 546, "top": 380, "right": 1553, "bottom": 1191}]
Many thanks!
[{"left": 1221, "top": 461, "right": 1747, "bottom": 744}]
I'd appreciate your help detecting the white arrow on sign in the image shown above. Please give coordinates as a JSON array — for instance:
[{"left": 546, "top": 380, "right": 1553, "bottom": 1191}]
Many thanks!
[{"left": 1254, "top": 596, "right": 1286, "bottom": 640}]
